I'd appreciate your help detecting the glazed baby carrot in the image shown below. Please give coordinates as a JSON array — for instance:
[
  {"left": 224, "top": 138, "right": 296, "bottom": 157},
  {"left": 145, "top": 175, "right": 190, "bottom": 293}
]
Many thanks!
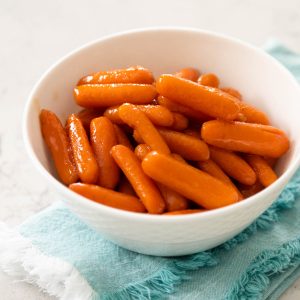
[
  {"left": 197, "top": 73, "right": 219, "bottom": 88},
  {"left": 175, "top": 67, "right": 200, "bottom": 82},
  {"left": 197, "top": 159, "right": 243, "bottom": 200},
  {"left": 111, "top": 145, "right": 166, "bottom": 214},
  {"left": 158, "top": 128, "right": 209, "bottom": 161},
  {"left": 90, "top": 117, "right": 120, "bottom": 189},
  {"left": 67, "top": 114, "right": 99, "bottom": 184},
  {"left": 142, "top": 151, "right": 239, "bottom": 209},
  {"left": 201, "top": 120, "right": 289, "bottom": 158},
  {"left": 74, "top": 84, "right": 157, "bottom": 108},
  {"left": 40, "top": 110, "right": 78, "bottom": 185},
  {"left": 133, "top": 129, "right": 144, "bottom": 144},
  {"left": 134, "top": 144, "right": 189, "bottom": 211},
  {"left": 157, "top": 183, "right": 189, "bottom": 212},
  {"left": 69, "top": 183, "right": 145, "bottom": 213},
  {"left": 183, "top": 128, "right": 200, "bottom": 138},
  {"left": 238, "top": 182, "right": 264, "bottom": 198},
  {"left": 78, "top": 66, "right": 154, "bottom": 85},
  {"left": 157, "top": 95, "right": 210, "bottom": 122},
  {"left": 170, "top": 113, "right": 189, "bottom": 130},
  {"left": 118, "top": 177, "right": 136, "bottom": 196},
  {"left": 134, "top": 144, "right": 152, "bottom": 161},
  {"left": 76, "top": 108, "right": 103, "bottom": 131},
  {"left": 113, "top": 124, "right": 134, "bottom": 150},
  {"left": 156, "top": 74, "right": 240, "bottom": 121},
  {"left": 209, "top": 146, "right": 256, "bottom": 185},
  {"left": 221, "top": 87, "right": 242, "bottom": 100},
  {"left": 236, "top": 102, "right": 270, "bottom": 125},
  {"left": 164, "top": 209, "right": 205, "bottom": 215},
  {"left": 105, "top": 104, "right": 174, "bottom": 127},
  {"left": 245, "top": 155, "right": 278, "bottom": 187},
  {"left": 118, "top": 103, "right": 170, "bottom": 154}
]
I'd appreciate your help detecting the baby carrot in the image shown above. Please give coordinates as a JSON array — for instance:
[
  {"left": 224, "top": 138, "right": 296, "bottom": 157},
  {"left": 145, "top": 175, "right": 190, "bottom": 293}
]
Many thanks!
[
  {"left": 221, "top": 87, "right": 242, "bottom": 100},
  {"left": 69, "top": 183, "right": 146, "bottom": 213},
  {"left": 209, "top": 146, "right": 256, "bottom": 185},
  {"left": 197, "top": 73, "right": 219, "bottom": 88},
  {"left": 158, "top": 128, "right": 209, "bottom": 161},
  {"left": 113, "top": 124, "right": 134, "bottom": 150},
  {"left": 238, "top": 182, "right": 264, "bottom": 198},
  {"left": 237, "top": 102, "right": 270, "bottom": 125},
  {"left": 111, "top": 145, "right": 166, "bottom": 214},
  {"left": 183, "top": 128, "right": 200, "bottom": 138},
  {"left": 74, "top": 84, "right": 157, "bottom": 108},
  {"left": 170, "top": 113, "right": 189, "bottom": 130},
  {"left": 40, "top": 110, "right": 78, "bottom": 185},
  {"left": 175, "top": 68, "right": 200, "bottom": 82},
  {"left": 197, "top": 159, "right": 243, "bottom": 200},
  {"left": 142, "top": 151, "right": 239, "bottom": 209},
  {"left": 118, "top": 176, "right": 136, "bottom": 196},
  {"left": 157, "top": 183, "right": 189, "bottom": 212},
  {"left": 104, "top": 104, "right": 174, "bottom": 127},
  {"left": 164, "top": 209, "right": 205, "bottom": 215},
  {"left": 156, "top": 74, "right": 240, "bottom": 121},
  {"left": 90, "top": 117, "right": 120, "bottom": 189},
  {"left": 245, "top": 155, "right": 278, "bottom": 187},
  {"left": 157, "top": 95, "right": 211, "bottom": 122},
  {"left": 133, "top": 129, "right": 144, "bottom": 144},
  {"left": 135, "top": 144, "right": 152, "bottom": 161},
  {"left": 76, "top": 108, "right": 103, "bottom": 132},
  {"left": 201, "top": 120, "right": 290, "bottom": 158},
  {"left": 264, "top": 157, "right": 277, "bottom": 167},
  {"left": 78, "top": 66, "right": 154, "bottom": 85},
  {"left": 67, "top": 114, "right": 99, "bottom": 184},
  {"left": 134, "top": 144, "right": 189, "bottom": 211},
  {"left": 118, "top": 103, "right": 170, "bottom": 154}
]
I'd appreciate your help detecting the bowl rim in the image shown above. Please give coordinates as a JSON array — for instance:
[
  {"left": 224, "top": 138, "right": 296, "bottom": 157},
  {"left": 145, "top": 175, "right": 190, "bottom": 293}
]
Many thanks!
[{"left": 23, "top": 26, "right": 300, "bottom": 223}]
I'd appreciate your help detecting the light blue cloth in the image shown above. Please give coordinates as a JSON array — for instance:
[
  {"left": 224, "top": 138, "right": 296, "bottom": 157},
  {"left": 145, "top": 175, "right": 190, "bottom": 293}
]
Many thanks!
[{"left": 9, "top": 42, "right": 300, "bottom": 299}]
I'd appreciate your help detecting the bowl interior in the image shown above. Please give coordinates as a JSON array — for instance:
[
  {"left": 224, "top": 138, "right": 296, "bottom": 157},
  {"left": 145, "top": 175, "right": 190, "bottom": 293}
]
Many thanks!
[{"left": 25, "top": 28, "right": 300, "bottom": 186}]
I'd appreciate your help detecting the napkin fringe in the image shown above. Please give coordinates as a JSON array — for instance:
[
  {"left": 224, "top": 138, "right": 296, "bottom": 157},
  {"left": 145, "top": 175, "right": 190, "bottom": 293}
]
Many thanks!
[
  {"left": 101, "top": 252, "right": 217, "bottom": 300},
  {"left": 225, "top": 238, "right": 300, "bottom": 299},
  {"left": 0, "top": 223, "right": 94, "bottom": 300}
]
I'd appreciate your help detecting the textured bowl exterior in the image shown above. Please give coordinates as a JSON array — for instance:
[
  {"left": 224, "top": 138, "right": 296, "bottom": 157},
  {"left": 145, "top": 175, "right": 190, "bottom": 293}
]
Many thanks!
[{"left": 24, "top": 28, "right": 300, "bottom": 256}]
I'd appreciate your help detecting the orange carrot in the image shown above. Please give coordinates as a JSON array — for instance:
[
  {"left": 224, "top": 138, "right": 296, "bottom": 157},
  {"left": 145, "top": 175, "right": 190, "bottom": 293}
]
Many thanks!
[
  {"left": 111, "top": 145, "right": 165, "bottom": 214},
  {"left": 158, "top": 128, "right": 209, "bottom": 161},
  {"left": 201, "top": 120, "right": 289, "bottom": 158},
  {"left": 142, "top": 151, "right": 239, "bottom": 209},
  {"left": 90, "top": 117, "right": 120, "bottom": 189},
  {"left": 67, "top": 114, "right": 99, "bottom": 184},
  {"left": 264, "top": 157, "right": 277, "bottom": 167},
  {"left": 118, "top": 103, "right": 170, "bottom": 154},
  {"left": 163, "top": 209, "right": 205, "bottom": 215},
  {"left": 209, "top": 146, "right": 256, "bottom": 185},
  {"left": 197, "top": 159, "right": 243, "bottom": 200},
  {"left": 175, "top": 68, "right": 200, "bottom": 82},
  {"left": 76, "top": 108, "right": 103, "bottom": 132},
  {"left": 104, "top": 104, "right": 174, "bottom": 127},
  {"left": 40, "top": 110, "right": 78, "bottom": 185},
  {"left": 118, "top": 177, "right": 136, "bottom": 196},
  {"left": 157, "top": 95, "right": 211, "bottom": 122},
  {"left": 239, "top": 182, "right": 264, "bottom": 198},
  {"left": 245, "top": 155, "right": 278, "bottom": 187},
  {"left": 74, "top": 84, "right": 157, "bottom": 108},
  {"left": 183, "top": 128, "right": 200, "bottom": 138},
  {"left": 170, "top": 113, "right": 189, "bottom": 130},
  {"left": 221, "top": 87, "right": 242, "bottom": 100},
  {"left": 134, "top": 144, "right": 152, "bottom": 161},
  {"left": 198, "top": 73, "right": 219, "bottom": 88},
  {"left": 156, "top": 74, "right": 240, "bottom": 121},
  {"left": 78, "top": 66, "right": 154, "bottom": 85},
  {"left": 113, "top": 124, "right": 133, "bottom": 150},
  {"left": 237, "top": 102, "right": 270, "bottom": 125},
  {"left": 69, "top": 183, "right": 145, "bottom": 213}
]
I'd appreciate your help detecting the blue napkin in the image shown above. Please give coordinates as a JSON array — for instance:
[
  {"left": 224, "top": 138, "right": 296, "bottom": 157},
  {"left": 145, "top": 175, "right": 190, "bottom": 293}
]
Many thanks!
[{"left": 1, "top": 42, "right": 300, "bottom": 300}]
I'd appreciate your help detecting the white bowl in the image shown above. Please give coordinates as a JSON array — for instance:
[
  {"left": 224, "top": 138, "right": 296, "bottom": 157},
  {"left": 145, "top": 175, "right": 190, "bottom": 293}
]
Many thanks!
[{"left": 23, "top": 28, "right": 300, "bottom": 256}]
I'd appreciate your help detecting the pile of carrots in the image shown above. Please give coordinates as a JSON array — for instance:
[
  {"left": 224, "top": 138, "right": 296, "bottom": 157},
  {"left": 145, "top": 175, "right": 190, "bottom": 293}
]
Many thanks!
[{"left": 40, "top": 66, "right": 290, "bottom": 215}]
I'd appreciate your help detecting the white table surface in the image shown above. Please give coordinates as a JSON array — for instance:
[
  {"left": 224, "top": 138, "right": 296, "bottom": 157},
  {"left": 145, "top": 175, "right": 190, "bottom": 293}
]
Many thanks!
[{"left": 1, "top": 0, "right": 300, "bottom": 299}]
